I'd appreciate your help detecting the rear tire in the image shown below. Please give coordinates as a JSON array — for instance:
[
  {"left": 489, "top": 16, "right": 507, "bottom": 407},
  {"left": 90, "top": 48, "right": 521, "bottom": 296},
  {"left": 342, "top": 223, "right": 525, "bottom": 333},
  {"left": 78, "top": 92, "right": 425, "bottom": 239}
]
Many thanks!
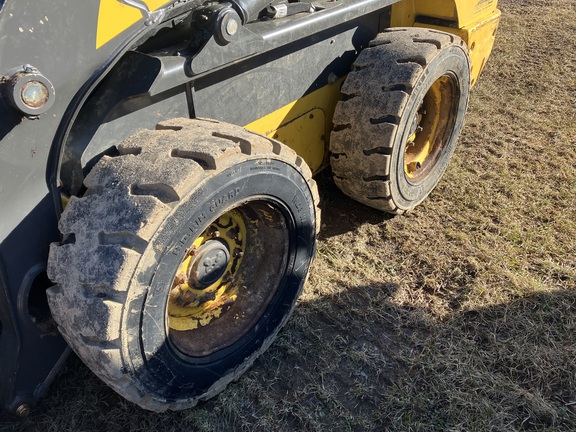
[
  {"left": 47, "top": 118, "right": 319, "bottom": 411},
  {"left": 330, "top": 28, "right": 470, "bottom": 214}
]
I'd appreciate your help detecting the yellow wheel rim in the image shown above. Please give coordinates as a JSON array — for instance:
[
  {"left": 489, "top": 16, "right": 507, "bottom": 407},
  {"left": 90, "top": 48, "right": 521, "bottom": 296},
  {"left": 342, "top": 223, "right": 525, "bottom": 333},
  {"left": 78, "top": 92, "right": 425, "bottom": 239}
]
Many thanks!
[
  {"left": 167, "top": 210, "right": 246, "bottom": 332},
  {"left": 404, "top": 75, "right": 457, "bottom": 182},
  {"left": 165, "top": 200, "right": 291, "bottom": 358}
]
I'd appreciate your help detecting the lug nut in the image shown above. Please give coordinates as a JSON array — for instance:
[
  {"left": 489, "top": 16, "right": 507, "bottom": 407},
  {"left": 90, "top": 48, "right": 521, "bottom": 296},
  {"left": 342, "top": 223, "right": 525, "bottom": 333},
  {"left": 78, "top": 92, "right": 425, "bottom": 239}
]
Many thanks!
[
  {"left": 207, "top": 227, "right": 220, "bottom": 238},
  {"left": 15, "top": 404, "right": 31, "bottom": 417},
  {"left": 169, "top": 285, "right": 183, "bottom": 301},
  {"left": 222, "top": 273, "right": 235, "bottom": 283},
  {"left": 173, "top": 272, "right": 188, "bottom": 286}
]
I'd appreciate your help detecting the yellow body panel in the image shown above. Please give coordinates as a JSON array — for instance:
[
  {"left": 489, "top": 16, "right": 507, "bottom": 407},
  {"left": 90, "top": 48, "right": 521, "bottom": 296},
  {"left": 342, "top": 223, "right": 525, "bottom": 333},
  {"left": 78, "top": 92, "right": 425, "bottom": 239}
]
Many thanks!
[
  {"left": 419, "top": 11, "right": 500, "bottom": 86},
  {"left": 392, "top": 0, "right": 499, "bottom": 27},
  {"left": 96, "top": 0, "right": 169, "bottom": 48},
  {"left": 247, "top": 2, "right": 499, "bottom": 170},
  {"left": 392, "top": 0, "right": 500, "bottom": 85},
  {"left": 95, "top": 1, "right": 499, "bottom": 171},
  {"left": 245, "top": 79, "right": 344, "bottom": 173}
]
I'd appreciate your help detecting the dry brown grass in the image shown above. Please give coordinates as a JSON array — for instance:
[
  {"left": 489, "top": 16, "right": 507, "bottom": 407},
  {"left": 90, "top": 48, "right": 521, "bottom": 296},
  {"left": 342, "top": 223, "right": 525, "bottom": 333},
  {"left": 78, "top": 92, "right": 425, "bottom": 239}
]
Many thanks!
[{"left": 2, "top": 0, "right": 575, "bottom": 430}]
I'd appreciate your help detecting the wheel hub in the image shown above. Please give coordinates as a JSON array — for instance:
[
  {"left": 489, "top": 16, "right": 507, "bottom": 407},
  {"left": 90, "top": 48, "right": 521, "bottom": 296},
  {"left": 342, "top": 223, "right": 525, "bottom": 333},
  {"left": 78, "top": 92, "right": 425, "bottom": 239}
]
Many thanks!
[
  {"left": 188, "top": 240, "right": 230, "bottom": 289},
  {"left": 167, "top": 203, "right": 292, "bottom": 358},
  {"left": 167, "top": 210, "right": 246, "bottom": 335}
]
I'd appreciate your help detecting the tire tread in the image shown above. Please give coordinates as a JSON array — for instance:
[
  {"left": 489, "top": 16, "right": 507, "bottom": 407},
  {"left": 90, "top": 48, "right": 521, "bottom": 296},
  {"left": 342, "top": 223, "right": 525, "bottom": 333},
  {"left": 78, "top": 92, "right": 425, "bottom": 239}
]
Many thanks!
[
  {"left": 330, "top": 28, "right": 468, "bottom": 213},
  {"left": 48, "top": 118, "right": 320, "bottom": 411}
]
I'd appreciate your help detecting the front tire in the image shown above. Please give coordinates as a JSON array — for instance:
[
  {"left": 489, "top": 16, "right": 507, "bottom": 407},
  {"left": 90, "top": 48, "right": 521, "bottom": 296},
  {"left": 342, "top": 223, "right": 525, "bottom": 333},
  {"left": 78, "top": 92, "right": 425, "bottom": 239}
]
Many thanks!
[
  {"left": 330, "top": 28, "right": 471, "bottom": 214},
  {"left": 47, "top": 118, "right": 319, "bottom": 411}
]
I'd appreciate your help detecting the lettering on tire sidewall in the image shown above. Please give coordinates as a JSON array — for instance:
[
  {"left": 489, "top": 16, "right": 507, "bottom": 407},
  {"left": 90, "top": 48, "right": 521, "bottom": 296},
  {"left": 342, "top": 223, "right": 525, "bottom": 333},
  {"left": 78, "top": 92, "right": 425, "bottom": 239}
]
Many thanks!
[{"left": 131, "top": 157, "right": 316, "bottom": 391}]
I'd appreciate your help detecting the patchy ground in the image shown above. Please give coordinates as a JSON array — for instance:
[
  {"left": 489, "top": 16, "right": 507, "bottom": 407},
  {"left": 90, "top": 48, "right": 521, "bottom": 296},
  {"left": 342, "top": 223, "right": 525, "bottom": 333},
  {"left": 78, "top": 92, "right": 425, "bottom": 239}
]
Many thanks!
[{"left": 2, "top": 0, "right": 575, "bottom": 430}]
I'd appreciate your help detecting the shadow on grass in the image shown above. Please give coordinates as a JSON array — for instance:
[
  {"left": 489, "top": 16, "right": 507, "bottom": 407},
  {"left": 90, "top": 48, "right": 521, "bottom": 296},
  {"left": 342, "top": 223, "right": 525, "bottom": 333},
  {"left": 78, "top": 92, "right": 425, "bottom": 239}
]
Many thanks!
[
  {"left": 2, "top": 285, "right": 574, "bottom": 432},
  {"left": 315, "top": 170, "right": 395, "bottom": 240},
  {"left": 1, "top": 176, "right": 574, "bottom": 432}
]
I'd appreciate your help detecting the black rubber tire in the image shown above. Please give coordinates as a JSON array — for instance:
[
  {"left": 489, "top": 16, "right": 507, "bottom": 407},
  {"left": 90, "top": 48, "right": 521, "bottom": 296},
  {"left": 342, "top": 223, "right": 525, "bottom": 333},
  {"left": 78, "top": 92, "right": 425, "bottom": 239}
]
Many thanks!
[
  {"left": 330, "top": 28, "right": 470, "bottom": 214},
  {"left": 47, "top": 118, "right": 320, "bottom": 412}
]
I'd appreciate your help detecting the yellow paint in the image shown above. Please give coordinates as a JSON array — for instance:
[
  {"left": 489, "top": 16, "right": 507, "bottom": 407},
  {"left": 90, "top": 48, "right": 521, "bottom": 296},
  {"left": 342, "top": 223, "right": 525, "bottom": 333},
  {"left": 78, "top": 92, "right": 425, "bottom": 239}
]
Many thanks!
[
  {"left": 391, "top": 0, "right": 499, "bottom": 27},
  {"left": 96, "top": 0, "right": 170, "bottom": 49},
  {"left": 404, "top": 79, "right": 443, "bottom": 178},
  {"left": 272, "top": 108, "right": 326, "bottom": 172},
  {"left": 245, "top": 80, "right": 344, "bottom": 173},
  {"left": 168, "top": 210, "right": 246, "bottom": 332},
  {"left": 391, "top": 0, "right": 500, "bottom": 85},
  {"left": 446, "top": 10, "right": 501, "bottom": 86}
]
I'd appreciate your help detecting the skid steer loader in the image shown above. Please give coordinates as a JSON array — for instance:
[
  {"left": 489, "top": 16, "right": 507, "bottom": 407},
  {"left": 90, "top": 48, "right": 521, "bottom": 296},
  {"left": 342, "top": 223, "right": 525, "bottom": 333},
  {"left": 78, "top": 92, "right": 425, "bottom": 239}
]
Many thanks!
[{"left": 0, "top": 0, "right": 500, "bottom": 415}]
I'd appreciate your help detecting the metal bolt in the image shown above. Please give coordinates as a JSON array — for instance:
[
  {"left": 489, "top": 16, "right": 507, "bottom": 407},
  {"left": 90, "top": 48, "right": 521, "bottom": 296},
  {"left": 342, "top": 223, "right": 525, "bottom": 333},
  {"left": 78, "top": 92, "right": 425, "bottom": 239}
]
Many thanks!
[
  {"left": 173, "top": 271, "right": 188, "bottom": 286},
  {"left": 233, "top": 248, "right": 244, "bottom": 258},
  {"left": 207, "top": 227, "right": 220, "bottom": 238},
  {"left": 169, "top": 285, "right": 183, "bottom": 301},
  {"left": 226, "top": 227, "right": 239, "bottom": 240},
  {"left": 15, "top": 404, "right": 31, "bottom": 417},
  {"left": 180, "top": 289, "right": 198, "bottom": 305},
  {"left": 23, "top": 64, "right": 34, "bottom": 73},
  {"left": 198, "top": 291, "right": 216, "bottom": 304},
  {"left": 185, "top": 245, "right": 197, "bottom": 258},
  {"left": 170, "top": 285, "right": 198, "bottom": 306},
  {"left": 225, "top": 17, "right": 238, "bottom": 36}
]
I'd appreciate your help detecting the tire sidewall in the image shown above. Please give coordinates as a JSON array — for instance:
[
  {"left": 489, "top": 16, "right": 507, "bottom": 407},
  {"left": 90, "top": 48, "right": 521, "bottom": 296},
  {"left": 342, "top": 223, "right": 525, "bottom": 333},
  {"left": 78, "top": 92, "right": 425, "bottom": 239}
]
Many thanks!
[
  {"left": 390, "top": 45, "right": 470, "bottom": 211},
  {"left": 122, "top": 157, "right": 316, "bottom": 402}
]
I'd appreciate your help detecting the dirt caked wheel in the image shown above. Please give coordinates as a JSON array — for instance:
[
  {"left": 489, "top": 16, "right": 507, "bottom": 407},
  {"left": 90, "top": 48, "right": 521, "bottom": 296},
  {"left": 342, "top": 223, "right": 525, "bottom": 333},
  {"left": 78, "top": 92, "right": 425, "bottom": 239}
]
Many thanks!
[
  {"left": 330, "top": 28, "right": 471, "bottom": 214},
  {"left": 47, "top": 118, "right": 319, "bottom": 411}
]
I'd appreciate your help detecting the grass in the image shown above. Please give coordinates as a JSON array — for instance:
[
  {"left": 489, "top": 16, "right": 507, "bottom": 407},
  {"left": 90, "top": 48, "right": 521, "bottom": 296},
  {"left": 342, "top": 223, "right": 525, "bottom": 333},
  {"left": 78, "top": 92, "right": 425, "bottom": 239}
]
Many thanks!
[{"left": 2, "top": 0, "right": 575, "bottom": 430}]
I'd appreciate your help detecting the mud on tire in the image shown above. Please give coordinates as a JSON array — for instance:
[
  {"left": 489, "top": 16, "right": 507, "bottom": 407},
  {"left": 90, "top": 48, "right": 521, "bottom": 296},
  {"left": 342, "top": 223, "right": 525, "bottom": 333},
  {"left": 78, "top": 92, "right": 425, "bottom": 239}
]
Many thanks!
[
  {"left": 47, "top": 118, "right": 320, "bottom": 412},
  {"left": 330, "top": 27, "right": 471, "bottom": 214}
]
